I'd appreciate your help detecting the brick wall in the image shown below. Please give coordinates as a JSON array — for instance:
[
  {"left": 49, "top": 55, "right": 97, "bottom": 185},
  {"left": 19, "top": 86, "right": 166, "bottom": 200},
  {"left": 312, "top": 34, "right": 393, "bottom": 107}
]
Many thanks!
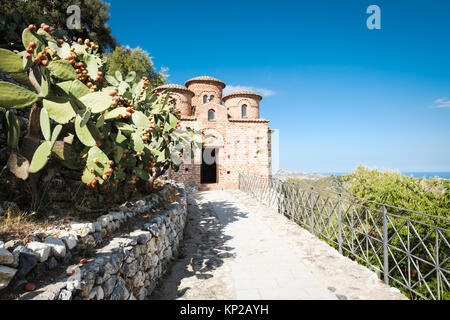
[
  {"left": 224, "top": 95, "right": 260, "bottom": 119},
  {"left": 186, "top": 81, "right": 225, "bottom": 107},
  {"left": 170, "top": 117, "right": 271, "bottom": 189},
  {"left": 160, "top": 77, "right": 271, "bottom": 189}
]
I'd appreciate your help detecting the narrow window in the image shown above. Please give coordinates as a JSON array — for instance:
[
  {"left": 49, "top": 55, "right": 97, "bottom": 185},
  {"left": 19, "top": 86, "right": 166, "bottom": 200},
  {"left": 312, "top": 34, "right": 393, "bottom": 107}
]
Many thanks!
[
  {"left": 208, "top": 109, "right": 215, "bottom": 121},
  {"left": 203, "top": 95, "right": 208, "bottom": 104},
  {"left": 242, "top": 104, "right": 247, "bottom": 118},
  {"left": 209, "top": 95, "right": 214, "bottom": 102}
]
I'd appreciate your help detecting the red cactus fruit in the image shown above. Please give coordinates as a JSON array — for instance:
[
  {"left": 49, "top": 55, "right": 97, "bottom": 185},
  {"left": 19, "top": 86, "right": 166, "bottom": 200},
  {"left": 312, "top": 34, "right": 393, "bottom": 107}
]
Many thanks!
[{"left": 25, "top": 283, "right": 36, "bottom": 291}]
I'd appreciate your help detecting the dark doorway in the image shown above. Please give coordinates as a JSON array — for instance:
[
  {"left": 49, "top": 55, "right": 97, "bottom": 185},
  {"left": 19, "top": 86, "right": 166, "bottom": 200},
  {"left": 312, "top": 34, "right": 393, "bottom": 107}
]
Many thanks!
[{"left": 201, "top": 148, "right": 218, "bottom": 184}]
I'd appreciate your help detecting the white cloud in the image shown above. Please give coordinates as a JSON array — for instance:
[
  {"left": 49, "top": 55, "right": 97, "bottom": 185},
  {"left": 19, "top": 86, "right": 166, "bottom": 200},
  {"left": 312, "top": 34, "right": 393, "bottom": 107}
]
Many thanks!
[
  {"left": 223, "top": 85, "right": 276, "bottom": 97},
  {"left": 431, "top": 98, "right": 450, "bottom": 108}
]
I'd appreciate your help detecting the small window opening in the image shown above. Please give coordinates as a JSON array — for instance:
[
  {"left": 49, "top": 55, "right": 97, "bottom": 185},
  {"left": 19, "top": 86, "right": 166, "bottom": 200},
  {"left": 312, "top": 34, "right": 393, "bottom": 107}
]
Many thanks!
[
  {"left": 208, "top": 109, "right": 215, "bottom": 121},
  {"left": 242, "top": 104, "right": 247, "bottom": 118},
  {"left": 203, "top": 95, "right": 208, "bottom": 104}
]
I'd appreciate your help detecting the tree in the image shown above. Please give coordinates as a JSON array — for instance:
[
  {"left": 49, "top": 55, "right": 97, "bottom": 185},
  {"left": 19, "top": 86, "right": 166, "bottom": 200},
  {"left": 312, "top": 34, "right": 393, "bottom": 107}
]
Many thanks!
[
  {"left": 105, "top": 46, "right": 166, "bottom": 89},
  {"left": 0, "top": 0, "right": 117, "bottom": 52}
]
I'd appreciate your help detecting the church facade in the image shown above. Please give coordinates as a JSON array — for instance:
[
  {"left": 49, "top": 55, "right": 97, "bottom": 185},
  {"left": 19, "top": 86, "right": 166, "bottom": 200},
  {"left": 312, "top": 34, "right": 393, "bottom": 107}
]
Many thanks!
[{"left": 153, "top": 76, "right": 272, "bottom": 189}]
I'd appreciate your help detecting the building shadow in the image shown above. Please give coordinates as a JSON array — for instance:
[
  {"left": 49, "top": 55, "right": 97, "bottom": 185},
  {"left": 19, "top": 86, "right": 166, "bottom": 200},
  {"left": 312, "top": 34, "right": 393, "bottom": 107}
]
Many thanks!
[{"left": 149, "top": 191, "right": 247, "bottom": 300}]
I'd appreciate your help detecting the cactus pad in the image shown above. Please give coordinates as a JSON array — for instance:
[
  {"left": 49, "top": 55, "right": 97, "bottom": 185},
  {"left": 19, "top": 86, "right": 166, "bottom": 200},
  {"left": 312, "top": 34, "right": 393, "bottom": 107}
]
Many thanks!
[
  {"left": 0, "top": 48, "right": 24, "bottom": 73},
  {"left": 5, "top": 111, "right": 20, "bottom": 149},
  {"left": 75, "top": 115, "right": 98, "bottom": 147},
  {"left": 132, "top": 111, "right": 150, "bottom": 129},
  {"left": 40, "top": 108, "right": 51, "bottom": 141},
  {"left": 43, "top": 97, "right": 76, "bottom": 124},
  {"left": 104, "top": 107, "right": 127, "bottom": 120},
  {"left": 79, "top": 92, "right": 113, "bottom": 114},
  {"left": 0, "top": 82, "right": 39, "bottom": 109},
  {"left": 47, "top": 60, "right": 77, "bottom": 81},
  {"left": 81, "top": 146, "right": 111, "bottom": 184},
  {"left": 29, "top": 141, "right": 52, "bottom": 173}
]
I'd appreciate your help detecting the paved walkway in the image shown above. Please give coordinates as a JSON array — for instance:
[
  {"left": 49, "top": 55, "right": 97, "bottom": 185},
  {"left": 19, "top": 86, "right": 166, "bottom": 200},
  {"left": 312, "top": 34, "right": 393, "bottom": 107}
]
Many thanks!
[{"left": 150, "top": 190, "right": 407, "bottom": 300}]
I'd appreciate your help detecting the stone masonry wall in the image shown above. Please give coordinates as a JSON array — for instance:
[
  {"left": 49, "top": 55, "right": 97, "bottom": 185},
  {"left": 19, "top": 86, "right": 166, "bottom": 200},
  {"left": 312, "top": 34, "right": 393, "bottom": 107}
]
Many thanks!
[
  {"left": 0, "top": 181, "right": 187, "bottom": 300},
  {"left": 169, "top": 118, "right": 271, "bottom": 189},
  {"left": 224, "top": 95, "right": 260, "bottom": 119},
  {"left": 187, "top": 82, "right": 224, "bottom": 108}
]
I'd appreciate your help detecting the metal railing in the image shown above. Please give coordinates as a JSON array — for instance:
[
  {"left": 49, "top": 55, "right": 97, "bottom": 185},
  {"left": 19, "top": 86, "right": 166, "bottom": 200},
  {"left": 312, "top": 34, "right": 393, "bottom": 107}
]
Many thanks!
[{"left": 238, "top": 172, "right": 450, "bottom": 300}]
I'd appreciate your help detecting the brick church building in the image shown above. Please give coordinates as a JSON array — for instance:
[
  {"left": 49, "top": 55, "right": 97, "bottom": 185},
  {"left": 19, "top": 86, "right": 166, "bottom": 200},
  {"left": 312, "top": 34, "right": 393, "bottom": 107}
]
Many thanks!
[{"left": 153, "top": 76, "right": 272, "bottom": 189}]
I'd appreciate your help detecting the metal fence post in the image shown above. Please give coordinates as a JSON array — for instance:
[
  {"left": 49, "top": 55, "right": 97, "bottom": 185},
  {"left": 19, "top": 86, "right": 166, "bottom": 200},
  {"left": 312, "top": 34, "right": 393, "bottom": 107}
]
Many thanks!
[
  {"left": 238, "top": 172, "right": 241, "bottom": 190},
  {"left": 435, "top": 227, "right": 441, "bottom": 300},
  {"left": 284, "top": 183, "right": 289, "bottom": 217},
  {"left": 310, "top": 187, "right": 315, "bottom": 235},
  {"left": 382, "top": 205, "right": 389, "bottom": 285},
  {"left": 278, "top": 182, "right": 284, "bottom": 215},
  {"left": 338, "top": 194, "right": 343, "bottom": 255}
]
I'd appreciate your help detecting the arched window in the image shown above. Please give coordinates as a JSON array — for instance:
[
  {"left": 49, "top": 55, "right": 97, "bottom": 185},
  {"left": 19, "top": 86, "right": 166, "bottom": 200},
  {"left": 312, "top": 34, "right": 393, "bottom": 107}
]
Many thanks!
[
  {"left": 209, "top": 95, "right": 214, "bottom": 102},
  {"left": 208, "top": 109, "right": 215, "bottom": 121},
  {"left": 203, "top": 95, "right": 208, "bottom": 104},
  {"left": 241, "top": 104, "right": 247, "bottom": 118}
]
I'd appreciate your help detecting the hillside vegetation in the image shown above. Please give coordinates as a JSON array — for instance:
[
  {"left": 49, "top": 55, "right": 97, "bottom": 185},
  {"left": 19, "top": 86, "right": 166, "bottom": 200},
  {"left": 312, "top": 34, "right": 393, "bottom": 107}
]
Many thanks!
[
  {"left": 287, "top": 166, "right": 450, "bottom": 219},
  {"left": 285, "top": 166, "right": 449, "bottom": 299}
]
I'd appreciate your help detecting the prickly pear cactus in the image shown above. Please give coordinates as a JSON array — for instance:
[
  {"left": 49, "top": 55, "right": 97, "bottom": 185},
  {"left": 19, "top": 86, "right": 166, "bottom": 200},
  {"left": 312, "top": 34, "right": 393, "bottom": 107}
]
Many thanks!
[{"left": 0, "top": 24, "right": 202, "bottom": 193}]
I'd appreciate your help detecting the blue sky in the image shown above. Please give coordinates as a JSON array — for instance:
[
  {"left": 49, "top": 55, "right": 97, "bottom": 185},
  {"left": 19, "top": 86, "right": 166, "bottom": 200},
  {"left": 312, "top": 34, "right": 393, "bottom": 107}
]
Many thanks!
[{"left": 106, "top": 0, "right": 450, "bottom": 173}]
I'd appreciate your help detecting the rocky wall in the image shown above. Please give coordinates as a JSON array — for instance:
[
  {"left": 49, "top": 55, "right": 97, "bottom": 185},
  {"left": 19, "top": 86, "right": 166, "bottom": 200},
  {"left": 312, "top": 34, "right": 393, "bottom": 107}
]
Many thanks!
[{"left": 0, "top": 181, "right": 188, "bottom": 300}]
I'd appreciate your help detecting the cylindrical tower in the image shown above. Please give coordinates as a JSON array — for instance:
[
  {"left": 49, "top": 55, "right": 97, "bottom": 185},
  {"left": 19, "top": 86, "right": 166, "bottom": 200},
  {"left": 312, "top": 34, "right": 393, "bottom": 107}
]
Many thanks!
[
  {"left": 185, "top": 76, "right": 226, "bottom": 106},
  {"left": 152, "top": 84, "right": 195, "bottom": 116},
  {"left": 222, "top": 90, "right": 262, "bottom": 119}
]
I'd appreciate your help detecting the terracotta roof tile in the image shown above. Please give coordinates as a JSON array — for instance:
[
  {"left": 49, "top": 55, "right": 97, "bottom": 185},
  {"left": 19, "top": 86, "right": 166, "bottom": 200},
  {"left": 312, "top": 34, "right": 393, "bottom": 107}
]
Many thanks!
[
  {"left": 153, "top": 84, "right": 195, "bottom": 96},
  {"left": 222, "top": 90, "right": 263, "bottom": 101},
  {"left": 185, "top": 76, "right": 226, "bottom": 88}
]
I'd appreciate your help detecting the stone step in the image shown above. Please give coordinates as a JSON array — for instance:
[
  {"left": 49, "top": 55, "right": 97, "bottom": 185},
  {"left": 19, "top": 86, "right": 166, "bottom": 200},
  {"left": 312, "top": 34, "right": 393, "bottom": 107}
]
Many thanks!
[{"left": 199, "top": 183, "right": 224, "bottom": 191}]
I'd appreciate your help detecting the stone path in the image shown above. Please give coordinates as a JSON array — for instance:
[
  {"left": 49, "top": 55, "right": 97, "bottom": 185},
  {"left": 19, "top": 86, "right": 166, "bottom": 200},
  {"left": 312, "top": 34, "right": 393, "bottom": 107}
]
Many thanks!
[{"left": 150, "top": 190, "right": 407, "bottom": 300}]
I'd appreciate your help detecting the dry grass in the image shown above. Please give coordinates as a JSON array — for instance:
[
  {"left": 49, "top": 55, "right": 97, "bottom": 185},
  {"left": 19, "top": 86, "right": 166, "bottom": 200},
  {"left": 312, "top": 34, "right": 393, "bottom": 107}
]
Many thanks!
[
  {"left": 0, "top": 178, "right": 177, "bottom": 242},
  {"left": 0, "top": 206, "right": 50, "bottom": 241}
]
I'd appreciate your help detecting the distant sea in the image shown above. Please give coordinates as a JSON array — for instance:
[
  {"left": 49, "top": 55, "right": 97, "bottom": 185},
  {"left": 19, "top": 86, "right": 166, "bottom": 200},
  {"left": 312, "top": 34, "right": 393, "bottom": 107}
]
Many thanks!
[{"left": 323, "top": 172, "right": 450, "bottom": 179}]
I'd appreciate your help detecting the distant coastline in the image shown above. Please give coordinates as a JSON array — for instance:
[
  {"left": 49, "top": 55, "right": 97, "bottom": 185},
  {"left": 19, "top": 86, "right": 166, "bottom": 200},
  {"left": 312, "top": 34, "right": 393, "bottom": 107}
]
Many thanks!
[
  {"left": 274, "top": 169, "right": 450, "bottom": 180},
  {"left": 322, "top": 172, "right": 450, "bottom": 179},
  {"left": 400, "top": 172, "right": 450, "bottom": 179}
]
